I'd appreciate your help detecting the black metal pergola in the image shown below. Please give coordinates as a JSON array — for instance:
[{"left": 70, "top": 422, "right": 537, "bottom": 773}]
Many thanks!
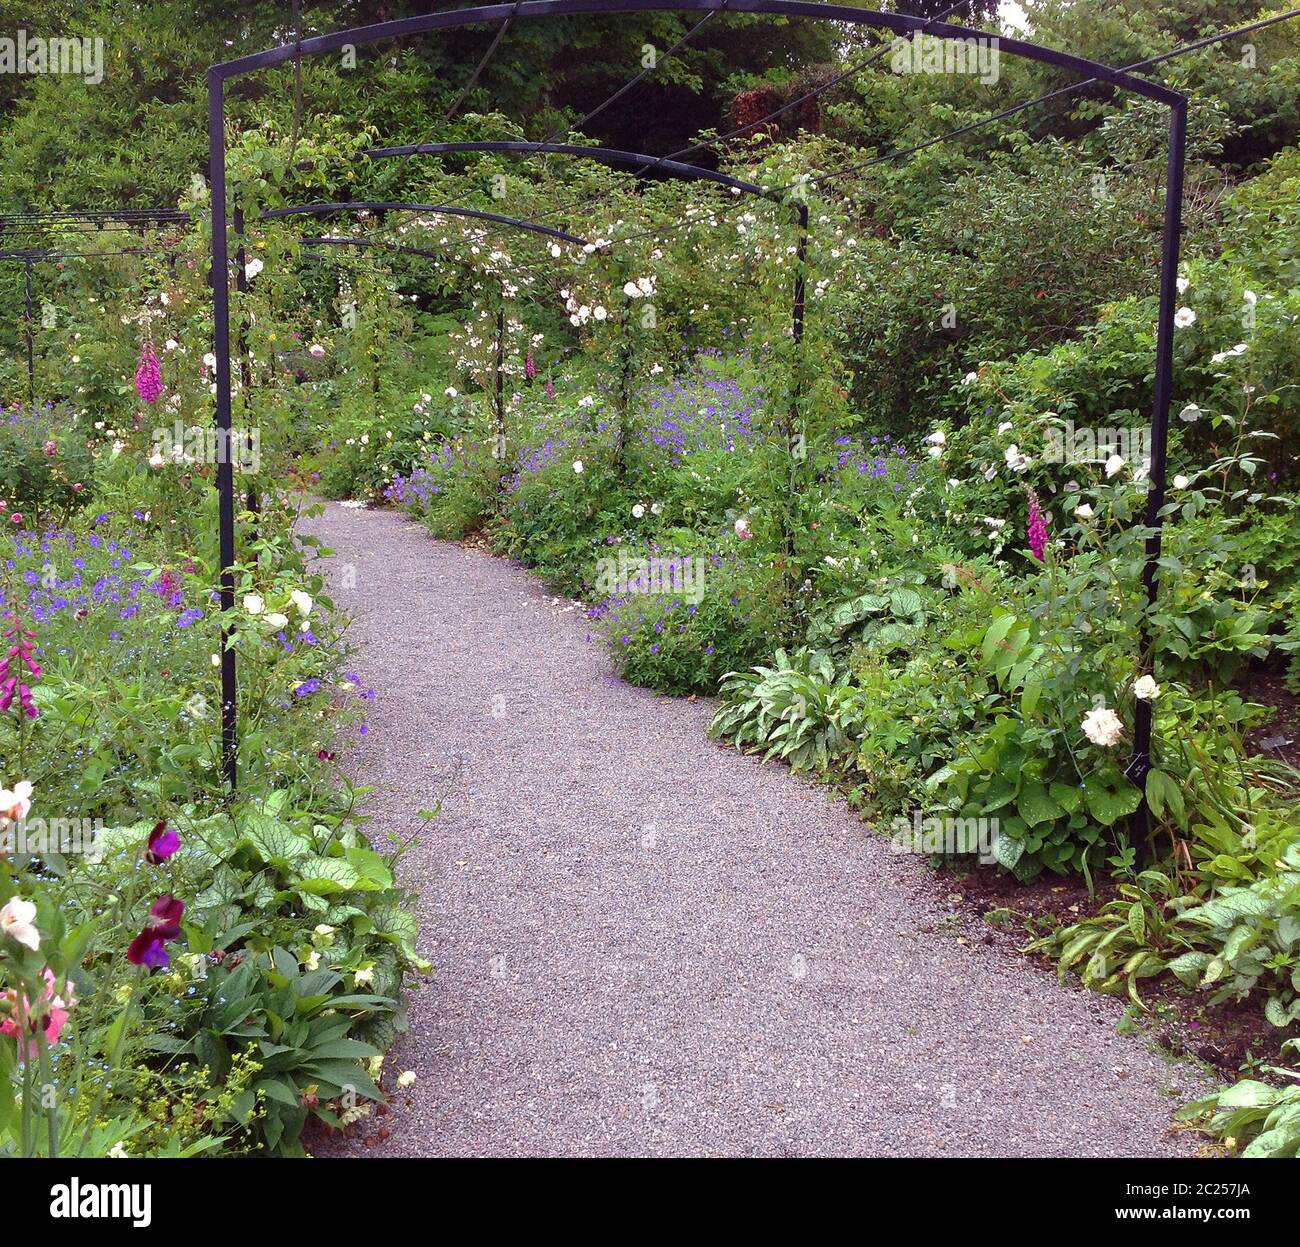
[
  {"left": 0, "top": 208, "right": 186, "bottom": 406},
  {"left": 207, "top": 1, "right": 1191, "bottom": 833}
]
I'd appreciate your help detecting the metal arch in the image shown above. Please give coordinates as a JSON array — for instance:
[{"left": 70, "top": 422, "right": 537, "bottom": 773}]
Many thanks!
[
  {"left": 209, "top": 3, "right": 1188, "bottom": 832},
  {"left": 260, "top": 202, "right": 591, "bottom": 247},
  {"left": 207, "top": 1, "right": 1182, "bottom": 106},
  {"left": 364, "top": 140, "right": 771, "bottom": 202}
]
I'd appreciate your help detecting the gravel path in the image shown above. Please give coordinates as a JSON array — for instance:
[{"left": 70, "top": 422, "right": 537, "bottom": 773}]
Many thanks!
[{"left": 303, "top": 499, "right": 1199, "bottom": 1158}]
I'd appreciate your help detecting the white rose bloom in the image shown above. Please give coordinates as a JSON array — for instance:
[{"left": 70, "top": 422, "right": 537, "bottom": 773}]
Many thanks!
[
  {"left": 290, "top": 589, "right": 313, "bottom": 617},
  {"left": 572, "top": 460, "right": 584, "bottom": 474},
  {"left": 1104, "top": 454, "right": 1125, "bottom": 478},
  {"left": 1173, "top": 474, "right": 1190, "bottom": 489},
  {"left": 1132, "top": 675, "right": 1160, "bottom": 701},
  {"left": 244, "top": 257, "right": 264, "bottom": 281},
  {"left": 1004, "top": 444, "right": 1029, "bottom": 472},
  {"left": 631, "top": 503, "right": 645, "bottom": 518},
  {"left": 242, "top": 593, "right": 265, "bottom": 615},
  {"left": 1081, "top": 705, "right": 1124, "bottom": 747},
  {"left": 1173, "top": 306, "right": 1196, "bottom": 328},
  {"left": 1074, "top": 502, "right": 1095, "bottom": 520},
  {"left": 1178, "top": 404, "right": 1201, "bottom": 422}
]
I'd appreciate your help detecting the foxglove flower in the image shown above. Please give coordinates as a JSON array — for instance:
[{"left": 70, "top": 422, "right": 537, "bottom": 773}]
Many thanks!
[
  {"left": 134, "top": 343, "right": 164, "bottom": 404},
  {"left": 1025, "top": 490, "right": 1047, "bottom": 562}
]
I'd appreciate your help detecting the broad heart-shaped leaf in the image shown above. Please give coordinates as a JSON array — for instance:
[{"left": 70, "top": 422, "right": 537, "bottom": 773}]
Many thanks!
[
  {"left": 241, "top": 811, "right": 311, "bottom": 864},
  {"left": 992, "top": 829, "right": 1024, "bottom": 870},
  {"left": 294, "top": 856, "right": 361, "bottom": 895},
  {"left": 369, "top": 902, "right": 419, "bottom": 960},
  {"left": 1082, "top": 772, "right": 1142, "bottom": 826},
  {"left": 1264, "top": 996, "right": 1299, "bottom": 1028},
  {"left": 1017, "top": 782, "right": 1065, "bottom": 829},
  {"left": 888, "top": 587, "right": 923, "bottom": 618},
  {"left": 1050, "top": 781, "right": 1082, "bottom": 814}
]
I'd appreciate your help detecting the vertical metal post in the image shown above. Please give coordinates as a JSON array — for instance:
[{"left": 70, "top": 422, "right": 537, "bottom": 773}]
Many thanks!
[
  {"left": 233, "top": 203, "right": 260, "bottom": 530},
  {"left": 1127, "top": 98, "right": 1187, "bottom": 843},
  {"left": 23, "top": 258, "right": 34, "bottom": 410},
  {"left": 779, "top": 201, "right": 809, "bottom": 611},
  {"left": 495, "top": 288, "right": 506, "bottom": 486},
  {"left": 208, "top": 70, "right": 239, "bottom": 793}
]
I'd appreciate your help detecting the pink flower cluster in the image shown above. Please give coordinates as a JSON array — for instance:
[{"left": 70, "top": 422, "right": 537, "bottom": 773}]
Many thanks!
[
  {"left": 1, "top": 969, "right": 74, "bottom": 1059},
  {"left": 0, "top": 617, "right": 40, "bottom": 719},
  {"left": 135, "top": 343, "right": 164, "bottom": 404}
]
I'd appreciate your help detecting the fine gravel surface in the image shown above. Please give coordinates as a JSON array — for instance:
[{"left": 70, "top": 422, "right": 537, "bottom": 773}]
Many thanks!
[{"left": 302, "top": 499, "right": 1202, "bottom": 1159}]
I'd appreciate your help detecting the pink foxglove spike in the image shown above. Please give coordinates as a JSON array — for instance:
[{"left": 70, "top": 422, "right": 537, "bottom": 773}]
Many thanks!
[{"left": 135, "top": 342, "right": 164, "bottom": 404}]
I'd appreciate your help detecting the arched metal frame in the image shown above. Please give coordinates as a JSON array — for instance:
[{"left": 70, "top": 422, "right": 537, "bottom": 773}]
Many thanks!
[
  {"left": 4, "top": 238, "right": 181, "bottom": 409},
  {"left": 209, "top": 2, "right": 1188, "bottom": 848},
  {"left": 359, "top": 138, "right": 809, "bottom": 525}
]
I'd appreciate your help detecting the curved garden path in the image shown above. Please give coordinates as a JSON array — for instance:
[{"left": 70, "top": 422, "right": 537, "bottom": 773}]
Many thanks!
[{"left": 303, "top": 499, "right": 1200, "bottom": 1158}]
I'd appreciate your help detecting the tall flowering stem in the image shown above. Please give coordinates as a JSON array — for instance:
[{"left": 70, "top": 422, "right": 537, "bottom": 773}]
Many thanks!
[
  {"left": 1025, "top": 487, "right": 1048, "bottom": 562},
  {"left": 0, "top": 610, "right": 41, "bottom": 721},
  {"left": 134, "top": 340, "right": 163, "bottom": 405}
]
